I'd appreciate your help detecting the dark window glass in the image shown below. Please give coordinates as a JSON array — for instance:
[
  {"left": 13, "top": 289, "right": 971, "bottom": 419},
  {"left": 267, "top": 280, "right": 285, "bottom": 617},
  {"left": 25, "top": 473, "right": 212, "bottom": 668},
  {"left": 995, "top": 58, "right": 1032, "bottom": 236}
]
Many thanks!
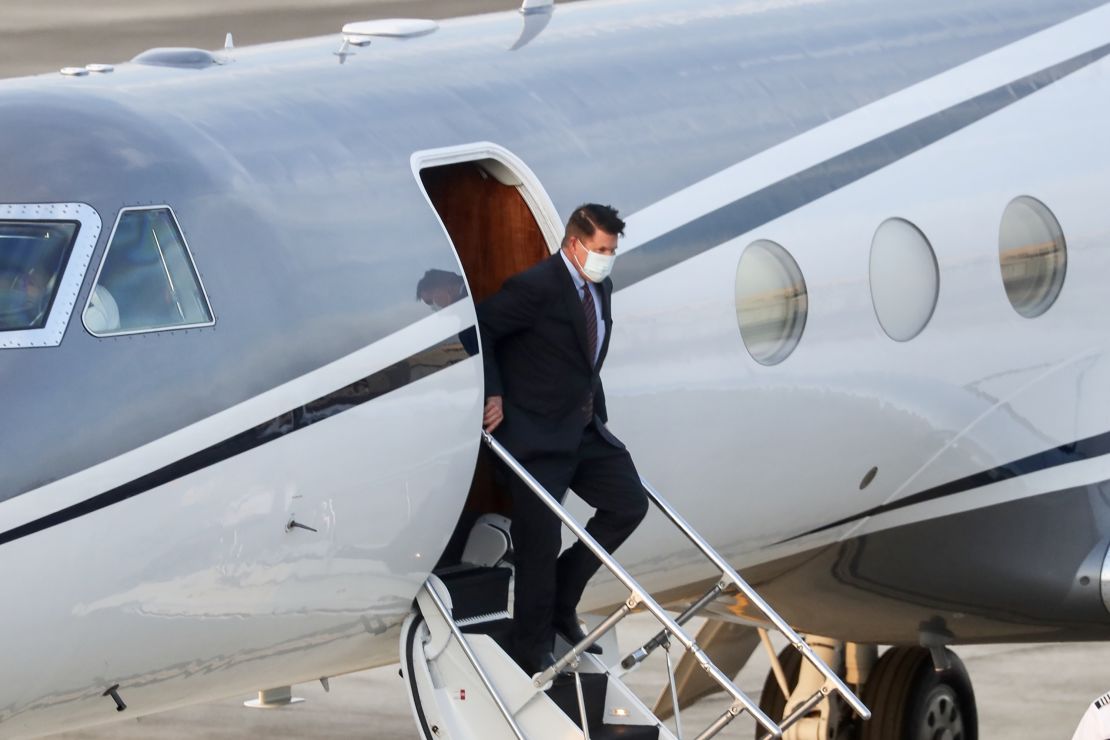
[{"left": 0, "top": 221, "right": 78, "bottom": 331}]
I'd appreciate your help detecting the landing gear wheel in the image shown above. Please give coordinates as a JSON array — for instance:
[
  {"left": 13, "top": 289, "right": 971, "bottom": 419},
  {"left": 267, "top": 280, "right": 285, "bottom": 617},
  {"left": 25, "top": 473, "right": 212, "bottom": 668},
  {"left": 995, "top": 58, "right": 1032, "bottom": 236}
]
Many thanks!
[
  {"left": 755, "top": 645, "right": 802, "bottom": 737},
  {"left": 859, "top": 646, "right": 977, "bottom": 740},
  {"left": 755, "top": 646, "right": 845, "bottom": 739}
]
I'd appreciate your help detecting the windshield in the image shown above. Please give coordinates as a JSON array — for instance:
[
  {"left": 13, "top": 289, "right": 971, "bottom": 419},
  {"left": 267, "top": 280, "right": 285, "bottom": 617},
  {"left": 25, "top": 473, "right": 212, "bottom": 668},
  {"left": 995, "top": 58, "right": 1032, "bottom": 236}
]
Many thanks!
[
  {"left": 84, "top": 208, "right": 212, "bottom": 335},
  {"left": 0, "top": 221, "right": 78, "bottom": 332}
]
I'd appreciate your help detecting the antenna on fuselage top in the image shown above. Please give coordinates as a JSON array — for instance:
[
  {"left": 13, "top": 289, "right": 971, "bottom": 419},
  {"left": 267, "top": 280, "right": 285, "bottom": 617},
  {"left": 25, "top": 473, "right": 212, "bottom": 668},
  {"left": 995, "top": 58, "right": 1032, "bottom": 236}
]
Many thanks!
[
  {"left": 333, "top": 19, "right": 439, "bottom": 64},
  {"left": 224, "top": 33, "right": 234, "bottom": 50},
  {"left": 513, "top": 0, "right": 554, "bottom": 50}
]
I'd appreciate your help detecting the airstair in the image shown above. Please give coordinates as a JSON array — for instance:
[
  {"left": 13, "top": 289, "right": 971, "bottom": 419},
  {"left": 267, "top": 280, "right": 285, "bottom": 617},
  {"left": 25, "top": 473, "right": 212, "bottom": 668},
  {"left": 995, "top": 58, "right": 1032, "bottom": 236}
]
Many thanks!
[{"left": 400, "top": 431, "right": 870, "bottom": 739}]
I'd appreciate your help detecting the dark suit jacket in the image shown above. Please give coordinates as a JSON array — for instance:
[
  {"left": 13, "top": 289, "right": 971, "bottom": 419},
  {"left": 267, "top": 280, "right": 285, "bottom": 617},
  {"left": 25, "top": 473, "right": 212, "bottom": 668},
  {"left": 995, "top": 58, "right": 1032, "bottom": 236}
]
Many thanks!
[{"left": 478, "top": 253, "right": 624, "bottom": 459}]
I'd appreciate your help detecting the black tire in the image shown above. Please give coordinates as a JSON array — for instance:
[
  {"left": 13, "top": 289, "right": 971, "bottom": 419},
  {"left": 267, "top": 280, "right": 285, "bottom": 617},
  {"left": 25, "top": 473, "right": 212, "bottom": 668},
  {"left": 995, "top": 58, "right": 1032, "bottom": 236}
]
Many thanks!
[
  {"left": 859, "top": 646, "right": 977, "bottom": 740},
  {"left": 755, "top": 645, "right": 803, "bottom": 739}
]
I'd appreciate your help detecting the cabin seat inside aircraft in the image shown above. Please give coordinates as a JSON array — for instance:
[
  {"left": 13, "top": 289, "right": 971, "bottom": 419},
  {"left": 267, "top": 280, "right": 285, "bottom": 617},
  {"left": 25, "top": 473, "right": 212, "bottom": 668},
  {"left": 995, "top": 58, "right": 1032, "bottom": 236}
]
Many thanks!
[{"left": 84, "top": 285, "right": 120, "bottom": 333}]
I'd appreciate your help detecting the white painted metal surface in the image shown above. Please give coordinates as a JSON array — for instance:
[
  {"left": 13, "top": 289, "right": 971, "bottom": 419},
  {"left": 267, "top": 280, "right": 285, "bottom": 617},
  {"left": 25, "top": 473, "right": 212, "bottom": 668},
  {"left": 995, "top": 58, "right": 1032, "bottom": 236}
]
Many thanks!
[
  {"left": 0, "top": 302, "right": 483, "bottom": 737},
  {"left": 341, "top": 19, "right": 439, "bottom": 40},
  {"left": 596, "top": 6, "right": 1110, "bottom": 600},
  {"left": 410, "top": 142, "right": 564, "bottom": 257},
  {"left": 869, "top": 217, "right": 939, "bottom": 341}
]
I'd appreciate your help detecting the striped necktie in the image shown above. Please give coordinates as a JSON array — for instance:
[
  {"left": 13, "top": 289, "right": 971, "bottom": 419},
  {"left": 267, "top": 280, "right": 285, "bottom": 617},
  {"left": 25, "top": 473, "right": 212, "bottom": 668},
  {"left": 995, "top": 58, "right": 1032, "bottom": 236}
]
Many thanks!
[
  {"left": 581, "top": 284, "right": 598, "bottom": 366},
  {"left": 581, "top": 284, "right": 598, "bottom": 424}
]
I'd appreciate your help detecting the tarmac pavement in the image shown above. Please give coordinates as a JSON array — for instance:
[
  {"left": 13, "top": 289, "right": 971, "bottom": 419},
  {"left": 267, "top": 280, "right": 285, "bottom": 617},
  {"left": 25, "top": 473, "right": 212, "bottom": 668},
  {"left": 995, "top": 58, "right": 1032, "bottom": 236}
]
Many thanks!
[{"left": 48, "top": 613, "right": 1110, "bottom": 739}]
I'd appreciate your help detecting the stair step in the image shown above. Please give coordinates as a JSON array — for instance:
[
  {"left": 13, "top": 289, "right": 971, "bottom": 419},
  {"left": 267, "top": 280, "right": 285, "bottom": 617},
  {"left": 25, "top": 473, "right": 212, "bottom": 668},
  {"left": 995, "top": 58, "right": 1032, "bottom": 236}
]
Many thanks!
[
  {"left": 547, "top": 673, "right": 607, "bottom": 729},
  {"left": 460, "top": 617, "right": 514, "bottom": 654},
  {"left": 546, "top": 673, "right": 659, "bottom": 739},
  {"left": 436, "top": 565, "right": 511, "bottom": 622},
  {"left": 589, "top": 726, "right": 660, "bottom": 740},
  {"left": 461, "top": 615, "right": 659, "bottom": 737}
]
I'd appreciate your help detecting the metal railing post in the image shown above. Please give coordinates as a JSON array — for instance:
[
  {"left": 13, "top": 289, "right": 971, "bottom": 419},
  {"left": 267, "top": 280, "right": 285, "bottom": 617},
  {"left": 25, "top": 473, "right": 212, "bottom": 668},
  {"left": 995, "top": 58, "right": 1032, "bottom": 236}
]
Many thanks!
[
  {"left": 638, "top": 477, "right": 871, "bottom": 722},
  {"left": 622, "top": 581, "right": 727, "bottom": 670},
  {"left": 481, "top": 432, "right": 784, "bottom": 738}
]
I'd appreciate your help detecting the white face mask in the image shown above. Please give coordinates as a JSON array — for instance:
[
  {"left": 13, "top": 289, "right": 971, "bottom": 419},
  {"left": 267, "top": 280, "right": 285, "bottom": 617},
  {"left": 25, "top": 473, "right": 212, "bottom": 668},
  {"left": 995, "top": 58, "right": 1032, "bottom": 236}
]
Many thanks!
[{"left": 573, "top": 239, "right": 617, "bottom": 283}]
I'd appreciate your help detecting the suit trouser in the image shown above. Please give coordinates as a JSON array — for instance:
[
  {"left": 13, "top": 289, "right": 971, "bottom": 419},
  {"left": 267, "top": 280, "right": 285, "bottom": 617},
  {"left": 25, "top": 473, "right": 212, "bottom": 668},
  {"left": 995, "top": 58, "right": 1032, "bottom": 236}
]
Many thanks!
[{"left": 507, "top": 424, "right": 649, "bottom": 663}]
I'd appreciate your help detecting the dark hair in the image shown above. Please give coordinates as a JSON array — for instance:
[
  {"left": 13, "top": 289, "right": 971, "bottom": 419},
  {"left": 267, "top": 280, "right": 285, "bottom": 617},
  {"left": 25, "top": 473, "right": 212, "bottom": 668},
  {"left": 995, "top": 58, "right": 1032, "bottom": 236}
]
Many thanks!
[
  {"left": 416, "top": 269, "right": 464, "bottom": 300},
  {"left": 564, "top": 203, "right": 625, "bottom": 245}
]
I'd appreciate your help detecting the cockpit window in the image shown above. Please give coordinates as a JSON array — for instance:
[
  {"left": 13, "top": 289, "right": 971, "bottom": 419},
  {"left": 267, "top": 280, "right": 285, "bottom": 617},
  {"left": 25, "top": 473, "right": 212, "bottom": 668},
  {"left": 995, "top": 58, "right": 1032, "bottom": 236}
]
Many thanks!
[
  {"left": 83, "top": 207, "right": 214, "bottom": 336},
  {"left": 0, "top": 221, "right": 78, "bottom": 332}
]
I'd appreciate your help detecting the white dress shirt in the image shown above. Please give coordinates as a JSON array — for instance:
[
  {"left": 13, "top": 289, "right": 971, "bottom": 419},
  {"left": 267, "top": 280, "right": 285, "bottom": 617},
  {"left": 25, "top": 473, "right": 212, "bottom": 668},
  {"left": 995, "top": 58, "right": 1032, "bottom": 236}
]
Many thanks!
[{"left": 560, "top": 249, "right": 605, "bottom": 366}]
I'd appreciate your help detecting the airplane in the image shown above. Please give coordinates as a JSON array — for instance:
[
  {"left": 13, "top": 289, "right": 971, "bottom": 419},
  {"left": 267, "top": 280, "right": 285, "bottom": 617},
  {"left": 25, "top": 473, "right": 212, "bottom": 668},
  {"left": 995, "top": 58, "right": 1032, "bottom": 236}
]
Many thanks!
[{"left": 2, "top": 0, "right": 1110, "bottom": 737}]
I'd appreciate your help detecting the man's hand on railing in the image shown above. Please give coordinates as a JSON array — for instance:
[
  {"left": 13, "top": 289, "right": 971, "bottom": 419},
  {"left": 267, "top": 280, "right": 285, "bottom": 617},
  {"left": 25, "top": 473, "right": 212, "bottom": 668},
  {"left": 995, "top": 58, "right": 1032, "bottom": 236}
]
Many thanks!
[{"left": 483, "top": 395, "right": 504, "bottom": 433}]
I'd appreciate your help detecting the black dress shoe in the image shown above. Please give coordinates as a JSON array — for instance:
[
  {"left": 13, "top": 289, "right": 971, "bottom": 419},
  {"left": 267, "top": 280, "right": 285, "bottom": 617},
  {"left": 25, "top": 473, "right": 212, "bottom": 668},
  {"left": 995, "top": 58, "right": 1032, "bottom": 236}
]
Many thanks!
[{"left": 553, "top": 614, "right": 602, "bottom": 655}]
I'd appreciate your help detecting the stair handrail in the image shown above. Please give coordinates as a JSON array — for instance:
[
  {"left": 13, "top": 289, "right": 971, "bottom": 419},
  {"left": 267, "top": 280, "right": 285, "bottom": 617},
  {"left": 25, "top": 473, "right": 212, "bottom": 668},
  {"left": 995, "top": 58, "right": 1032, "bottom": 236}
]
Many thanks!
[
  {"left": 421, "top": 578, "right": 527, "bottom": 740},
  {"left": 637, "top": 477, "right": 872, "bottom": 722},
  {"left": 481, "top": 430, "right": 783, "bottom": 739}
]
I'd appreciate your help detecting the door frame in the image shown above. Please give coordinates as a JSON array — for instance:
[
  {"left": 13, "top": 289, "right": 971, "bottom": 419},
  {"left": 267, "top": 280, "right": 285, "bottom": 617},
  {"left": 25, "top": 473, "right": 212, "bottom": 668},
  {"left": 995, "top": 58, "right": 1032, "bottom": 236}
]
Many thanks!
[{"left": 409, "top": 142, "right": 563, "bottom": 257}]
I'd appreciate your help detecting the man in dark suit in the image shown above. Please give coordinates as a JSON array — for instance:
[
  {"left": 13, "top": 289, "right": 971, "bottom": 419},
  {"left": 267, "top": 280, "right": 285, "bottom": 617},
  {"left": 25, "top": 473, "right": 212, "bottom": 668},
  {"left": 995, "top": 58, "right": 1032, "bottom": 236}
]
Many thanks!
[{"left": 478, "top": 203, "right": 649, "bottom": 676}]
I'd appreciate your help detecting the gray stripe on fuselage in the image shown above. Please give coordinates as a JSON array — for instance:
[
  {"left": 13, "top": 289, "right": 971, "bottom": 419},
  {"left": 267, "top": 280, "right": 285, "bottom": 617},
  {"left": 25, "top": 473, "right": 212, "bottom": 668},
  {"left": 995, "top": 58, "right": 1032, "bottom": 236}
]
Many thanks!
[{"left": 613, "top": 40, "right": 1110, "bottom": 290}]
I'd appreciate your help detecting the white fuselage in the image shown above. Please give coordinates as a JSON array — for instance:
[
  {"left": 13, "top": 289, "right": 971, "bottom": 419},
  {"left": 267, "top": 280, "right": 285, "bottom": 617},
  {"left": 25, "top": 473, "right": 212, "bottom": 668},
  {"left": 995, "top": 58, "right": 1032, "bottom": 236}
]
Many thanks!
[{"left": 3, "top": 0, "right": 1110, "bottom": 736}]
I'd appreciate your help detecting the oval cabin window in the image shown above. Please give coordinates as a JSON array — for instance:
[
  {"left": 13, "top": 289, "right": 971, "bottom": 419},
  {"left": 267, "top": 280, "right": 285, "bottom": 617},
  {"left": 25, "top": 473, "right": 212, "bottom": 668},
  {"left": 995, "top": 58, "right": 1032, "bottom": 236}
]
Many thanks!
[
  {"left": 870, "top": 218, "right": 939, "bottom": 341},
  {"left": 998, "top": 196, "right": 1066, "bottom": 319},
  {"left": 734, "top": 240, "right": 808, "bottom": 365}
]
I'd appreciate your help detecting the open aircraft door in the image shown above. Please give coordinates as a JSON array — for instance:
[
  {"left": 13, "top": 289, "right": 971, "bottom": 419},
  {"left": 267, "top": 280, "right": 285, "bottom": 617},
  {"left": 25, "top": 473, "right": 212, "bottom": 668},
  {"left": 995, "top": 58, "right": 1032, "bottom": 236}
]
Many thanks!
[{"left": 409, "top": 143, "right": 561, "bottom": 567}]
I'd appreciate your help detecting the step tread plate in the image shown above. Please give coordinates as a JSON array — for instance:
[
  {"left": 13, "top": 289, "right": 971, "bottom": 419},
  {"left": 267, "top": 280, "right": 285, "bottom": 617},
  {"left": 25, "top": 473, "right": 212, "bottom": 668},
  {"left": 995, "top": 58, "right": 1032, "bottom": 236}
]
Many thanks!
[
  {"left": 460, "top": 616, "right": 514, "bottom": 653},
  {"left": 590, "top": 726, "right": 660, "bottom": 740},
  {"left": 435, "top": 566, "right": 512, "bottom": 622},
  {"left": 546, "top": 672, "right": 607, "bottom": 729},
  {"left": 546, "top": 673, "right": 657, "bottom": 738}
]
